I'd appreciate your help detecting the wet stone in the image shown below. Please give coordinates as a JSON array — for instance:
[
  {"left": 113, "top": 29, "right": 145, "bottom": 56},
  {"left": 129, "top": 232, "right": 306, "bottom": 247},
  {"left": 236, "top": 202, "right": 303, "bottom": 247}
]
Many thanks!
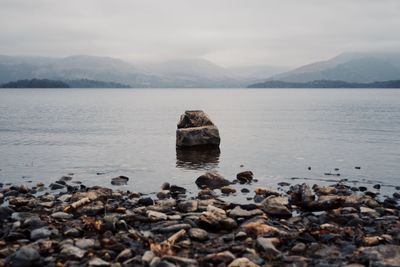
[
  {"left": 30, "top": 227, "right": 52, "bottom": 241},
  {"left": 111, "top": 176, "right": 129, "bottom": 186},
  {"left": 49, "top": 183, "right": 64, "bottom": 190},
  {"left": 195, "top": 172, "right": 231, "bottom": 189},
  {"left": 88, "top": 257, "right": 110, "bottom": 267},
  {"left": 236, "top": 171, "right": 254, "bottom": 183},
  {"left": 10, "top": 246, "right": 41, "bottom": 267},
  {"left": 221, "top": 186, "right": 236, "bottom": 195},
  {"left": 189, "top": 228, "right": 208, "bottom": 241},
  {"left": 138, "top": 197, "right": 154, "bottom": 206}
]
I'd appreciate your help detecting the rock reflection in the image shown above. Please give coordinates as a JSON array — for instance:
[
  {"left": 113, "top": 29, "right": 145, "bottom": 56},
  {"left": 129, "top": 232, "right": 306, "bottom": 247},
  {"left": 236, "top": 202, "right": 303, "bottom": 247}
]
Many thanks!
[{"left": 176, "top": 147, "right": 220, "bottom": 170}]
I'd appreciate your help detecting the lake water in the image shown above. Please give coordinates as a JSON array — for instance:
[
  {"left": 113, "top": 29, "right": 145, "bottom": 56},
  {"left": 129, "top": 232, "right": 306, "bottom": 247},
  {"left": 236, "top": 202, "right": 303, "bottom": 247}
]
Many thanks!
[{"left": 0, "top": 89, "right": 399, "bottom": 200}]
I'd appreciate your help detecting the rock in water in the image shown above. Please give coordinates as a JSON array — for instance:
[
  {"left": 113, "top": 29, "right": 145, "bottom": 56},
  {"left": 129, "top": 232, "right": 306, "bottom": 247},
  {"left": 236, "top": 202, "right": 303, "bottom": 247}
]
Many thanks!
[
  {"left": 196, "top": 172, "right": 231, "bottom": 189},
  {"left": 111, "top": 176, "right": 129, "bottom": 186},
  {"left": 176, "top": 110, "right": 220, "bottom": 148}
]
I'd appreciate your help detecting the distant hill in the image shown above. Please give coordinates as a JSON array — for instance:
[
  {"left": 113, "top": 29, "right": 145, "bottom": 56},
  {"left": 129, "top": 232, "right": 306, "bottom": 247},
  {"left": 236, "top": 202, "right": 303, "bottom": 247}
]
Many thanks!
[
  {"left": 269, "top": 52, "right": 400, "bottom": 83},
  {"left": 1, "top": 79, "right": 70, "bottom": 88},
  {"left": 66, "top": 79, "right": 130, "bottom": 88},
  {"left": 248, "top": 79, "right": 400, "bottom": 88},
  {"left": 1, "top": 78, "right": 131, "bottom": 88}
]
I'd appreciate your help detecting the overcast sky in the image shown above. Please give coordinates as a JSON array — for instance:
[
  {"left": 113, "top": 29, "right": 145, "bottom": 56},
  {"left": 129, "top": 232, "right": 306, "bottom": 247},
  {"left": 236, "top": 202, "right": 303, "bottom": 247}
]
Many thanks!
[{"left": 1, "top": 0, "right": 400, "bottom": 67}]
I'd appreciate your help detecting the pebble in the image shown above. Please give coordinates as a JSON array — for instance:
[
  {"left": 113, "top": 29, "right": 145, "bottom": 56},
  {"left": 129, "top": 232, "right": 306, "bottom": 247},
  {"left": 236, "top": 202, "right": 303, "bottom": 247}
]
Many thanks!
[
  {"left": 189, "top": 228, "right": 208, "bottom": 241},
  {"left": 10, "top": 247, "right": 41, "bottom": 267},
  {"left": 30, "top": 227, "right": 52, "bottom": 240}
]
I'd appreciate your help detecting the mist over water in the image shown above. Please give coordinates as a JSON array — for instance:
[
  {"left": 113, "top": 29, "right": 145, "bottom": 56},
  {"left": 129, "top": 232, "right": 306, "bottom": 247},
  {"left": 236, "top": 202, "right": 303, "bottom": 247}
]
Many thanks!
[{"left": 0, "top": 88, "right": 399, "bottom": 200}]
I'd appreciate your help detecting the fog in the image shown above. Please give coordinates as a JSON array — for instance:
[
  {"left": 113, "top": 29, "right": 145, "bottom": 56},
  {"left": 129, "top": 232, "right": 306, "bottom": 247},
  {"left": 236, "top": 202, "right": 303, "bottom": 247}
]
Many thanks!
[{"left": 1, "top": 0, "right": 400, "bottom": 67}]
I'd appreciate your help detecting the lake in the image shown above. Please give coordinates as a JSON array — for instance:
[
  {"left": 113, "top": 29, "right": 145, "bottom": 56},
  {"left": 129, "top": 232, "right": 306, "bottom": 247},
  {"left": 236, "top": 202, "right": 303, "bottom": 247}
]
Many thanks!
[{"left": 0, "top": 88, "right": 399, "bottom": 200}]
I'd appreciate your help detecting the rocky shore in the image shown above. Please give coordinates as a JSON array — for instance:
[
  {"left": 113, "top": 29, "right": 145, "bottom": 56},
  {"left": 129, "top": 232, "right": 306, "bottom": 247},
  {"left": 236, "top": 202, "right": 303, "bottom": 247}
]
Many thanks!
[{"left": 0, "top": 171, "right": 400, "bottom": 267}]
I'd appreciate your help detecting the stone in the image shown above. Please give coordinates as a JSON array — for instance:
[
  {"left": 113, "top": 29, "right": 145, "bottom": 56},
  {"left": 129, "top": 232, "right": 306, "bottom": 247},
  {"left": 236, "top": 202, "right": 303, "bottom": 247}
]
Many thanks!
[
  {"left": 176, "top": 125, "right": 220, "bottom": 148},
  {"left": 22, "top": 217, "right": 45, "bottom": 230},
  {"left": 177, "top": 200, "right": 198, "bottom": 212},
  {"left": 292, "top": 242, "right": 306, "bottom": 253},
  {"left": 75, "top": 238, "right": 95, "bottom": 250},
  {"left": 51, "top": 212, "right": 73, "bottom": 220},
  {"left": 241, "top": 188, "right": 250, "bottom": 193},
  {"left": 228, "top": 258, "right": 259, "bottom": 267},
  {"left": 237, "top": 171, "right": 254, "bottom": 183},
  {"left": 221, "top": 186, "right": 236, "bottom": 194},
  {"left": 111, "top": 176, "right": 129, "bottom": 186},
  {"left": 196, "top": 172, "right": 231, "bottom": 189},
  {"left": 138, "top": 197, "right": 154, "bottom": 206},
  {"left": 116, "top": 248, "right": 133, "bottom": 262},
  {"left": 203, "top": 251, "right": 235, "bottom": 265},
  {"left": 257, "top": 237, "right": 281, "bottom": 257},
  {"left": 254, "top": 187, "right": 280, "bottom": 197},
  {"left": 142, "top": 250, "right": 155, "bottom": 265},
  {"left": 10, "top": 247, "right": 41, "bottom": 267},
  {"left": 30, "top": 227, "right": 52, "bottom": 241},
  {"left": 88, "top": 257, "right": 110, "bottom": 267},
  {"left": 147, "top": 210, "right": 168, "bottom": 221},
  {"left": 60, "top": 245, "right": 85, "bottom": 259},
  {"left": 49, "top": 183, "right": 64, "bottom": 190},
  {"left": 163, "top": 256, "right": 198, "bottom": 266},
  {"left": 189, "top": 228, "right": 208, "bottom": 241},
  {"left": 199, "top": 205, "right": 237, "bottom": 231},
  {"left": 228, "top": 206, "right": 263, "bottom": 218},
  {"left": 176, "top": 111, "right": 220, "bottom": 147},
  {"left": 161, "top": 182, "right": 170, "bottom": 190},
  {"left": 261, "top": 196, "right": 292, "bottom": 218},
  {"left": 0, "top": 206, "right": 14, "bottom": 221},
  {"left": 352, "top": 245, "right": 400, "bottom": 266}
]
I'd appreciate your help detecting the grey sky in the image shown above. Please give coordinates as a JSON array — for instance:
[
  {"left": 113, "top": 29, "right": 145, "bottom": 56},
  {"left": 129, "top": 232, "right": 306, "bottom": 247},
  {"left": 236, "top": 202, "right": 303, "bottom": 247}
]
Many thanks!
[{"left": 1, "top": 0, "right": 400, "bottom": 67}]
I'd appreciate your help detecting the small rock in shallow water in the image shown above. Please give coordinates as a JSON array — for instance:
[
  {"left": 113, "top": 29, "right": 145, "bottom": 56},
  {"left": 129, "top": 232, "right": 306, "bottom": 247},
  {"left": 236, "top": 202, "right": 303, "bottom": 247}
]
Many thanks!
[
  {"left": 161, "top": 182, "right": 170, "bottom": 190},
  {"left": 221, "top": 186, "right": 236, "bottom": 194},
  {"left": 195, "top": 172, "right": 231, "bottom": 189},
  {"left": 236, "top": 171, "right": 254, "bottom": 183},
  {"left": 49, "top": 183, "right": 64, "bottom": 190},
  {"left": 373, "top": 184, "right": 381, "bottom": 189},
  {"left": 241, "top": 188, "right": 250, "bottom": 193},
  {"left": 111, "top": 176, "right": 129, "bottom": 186}
]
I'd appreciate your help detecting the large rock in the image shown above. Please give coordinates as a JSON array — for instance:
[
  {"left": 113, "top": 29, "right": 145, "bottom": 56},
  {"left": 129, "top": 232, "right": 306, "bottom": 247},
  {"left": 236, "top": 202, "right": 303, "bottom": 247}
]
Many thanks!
[{"left": 176, "top": 110, "right": 220, "bottom": 148}]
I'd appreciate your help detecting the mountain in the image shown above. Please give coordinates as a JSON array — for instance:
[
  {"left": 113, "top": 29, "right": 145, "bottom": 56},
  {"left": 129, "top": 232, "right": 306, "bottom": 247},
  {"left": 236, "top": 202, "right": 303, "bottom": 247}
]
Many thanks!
[
  {"left": 0, "top": 55, "right": 263, "bottom": 88},
  {"left": 1, "top": 79, "right": 70, "bottom": 88},
  {"left": 270, "top": 52, "right": 400, "bottom": 83},
  {"left": 140, "top": 59, "right": 243, "bottom": 87},
  {"left": 228, "top": 65, "right": 291, "bottom": 83},
  {"left": 1, "top": 78, "right": 130, "bottom": 88},
  {"left": 248, "top": 79, "right": 400, "bottom": 88}
]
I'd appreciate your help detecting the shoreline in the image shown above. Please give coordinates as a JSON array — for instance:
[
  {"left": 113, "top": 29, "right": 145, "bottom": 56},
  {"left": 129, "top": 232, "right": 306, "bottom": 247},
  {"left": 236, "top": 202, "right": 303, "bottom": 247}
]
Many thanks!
[{"left": 0, "top": 172, "right": 399, "bottom": 266}]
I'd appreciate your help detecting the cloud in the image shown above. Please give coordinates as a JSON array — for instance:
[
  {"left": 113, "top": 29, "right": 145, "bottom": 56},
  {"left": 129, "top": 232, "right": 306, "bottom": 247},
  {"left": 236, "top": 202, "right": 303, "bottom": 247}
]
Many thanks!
[{"left": 0, "top": 0, "right": 400, "bottom": 67}]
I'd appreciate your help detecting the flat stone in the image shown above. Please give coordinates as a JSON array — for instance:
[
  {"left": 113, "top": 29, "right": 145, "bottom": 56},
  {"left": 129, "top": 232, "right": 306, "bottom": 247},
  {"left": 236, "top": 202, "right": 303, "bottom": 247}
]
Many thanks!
[
  {"left": 189, "top": 228, "right": 208, "bottom": 241},
  {"left": 177, "top": 200, "right": 198, "bottom": 212},
  {"left": 142, "top": 250, "right": 155, "bottom": 265},
  {"left": 51, "top": 212, "right": 73, "bottom": 220},
  {"left": 30, "top": 227, "right": 52, "bottom": 241},
  {"left": 228, "top": 206, "right": 263, "bottom": 218},
  {"left": 111, "top": 176, "right": 129, "bottom": 186},
  {"left": 261, "top": 196, "right": 292, "bottom": 218},
  {"left": 75, "top": 238, "right": 95, "bottom": 250},
  {"left": 147, "top": 210, "right": 168, "bottom": 221}
]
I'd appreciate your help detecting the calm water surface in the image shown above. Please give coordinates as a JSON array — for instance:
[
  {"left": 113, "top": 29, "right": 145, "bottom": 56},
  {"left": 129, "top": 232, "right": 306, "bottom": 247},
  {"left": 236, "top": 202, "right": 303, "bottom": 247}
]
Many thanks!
[{"left": 0, "top": 89, "right": 399, "bottom": 200}]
